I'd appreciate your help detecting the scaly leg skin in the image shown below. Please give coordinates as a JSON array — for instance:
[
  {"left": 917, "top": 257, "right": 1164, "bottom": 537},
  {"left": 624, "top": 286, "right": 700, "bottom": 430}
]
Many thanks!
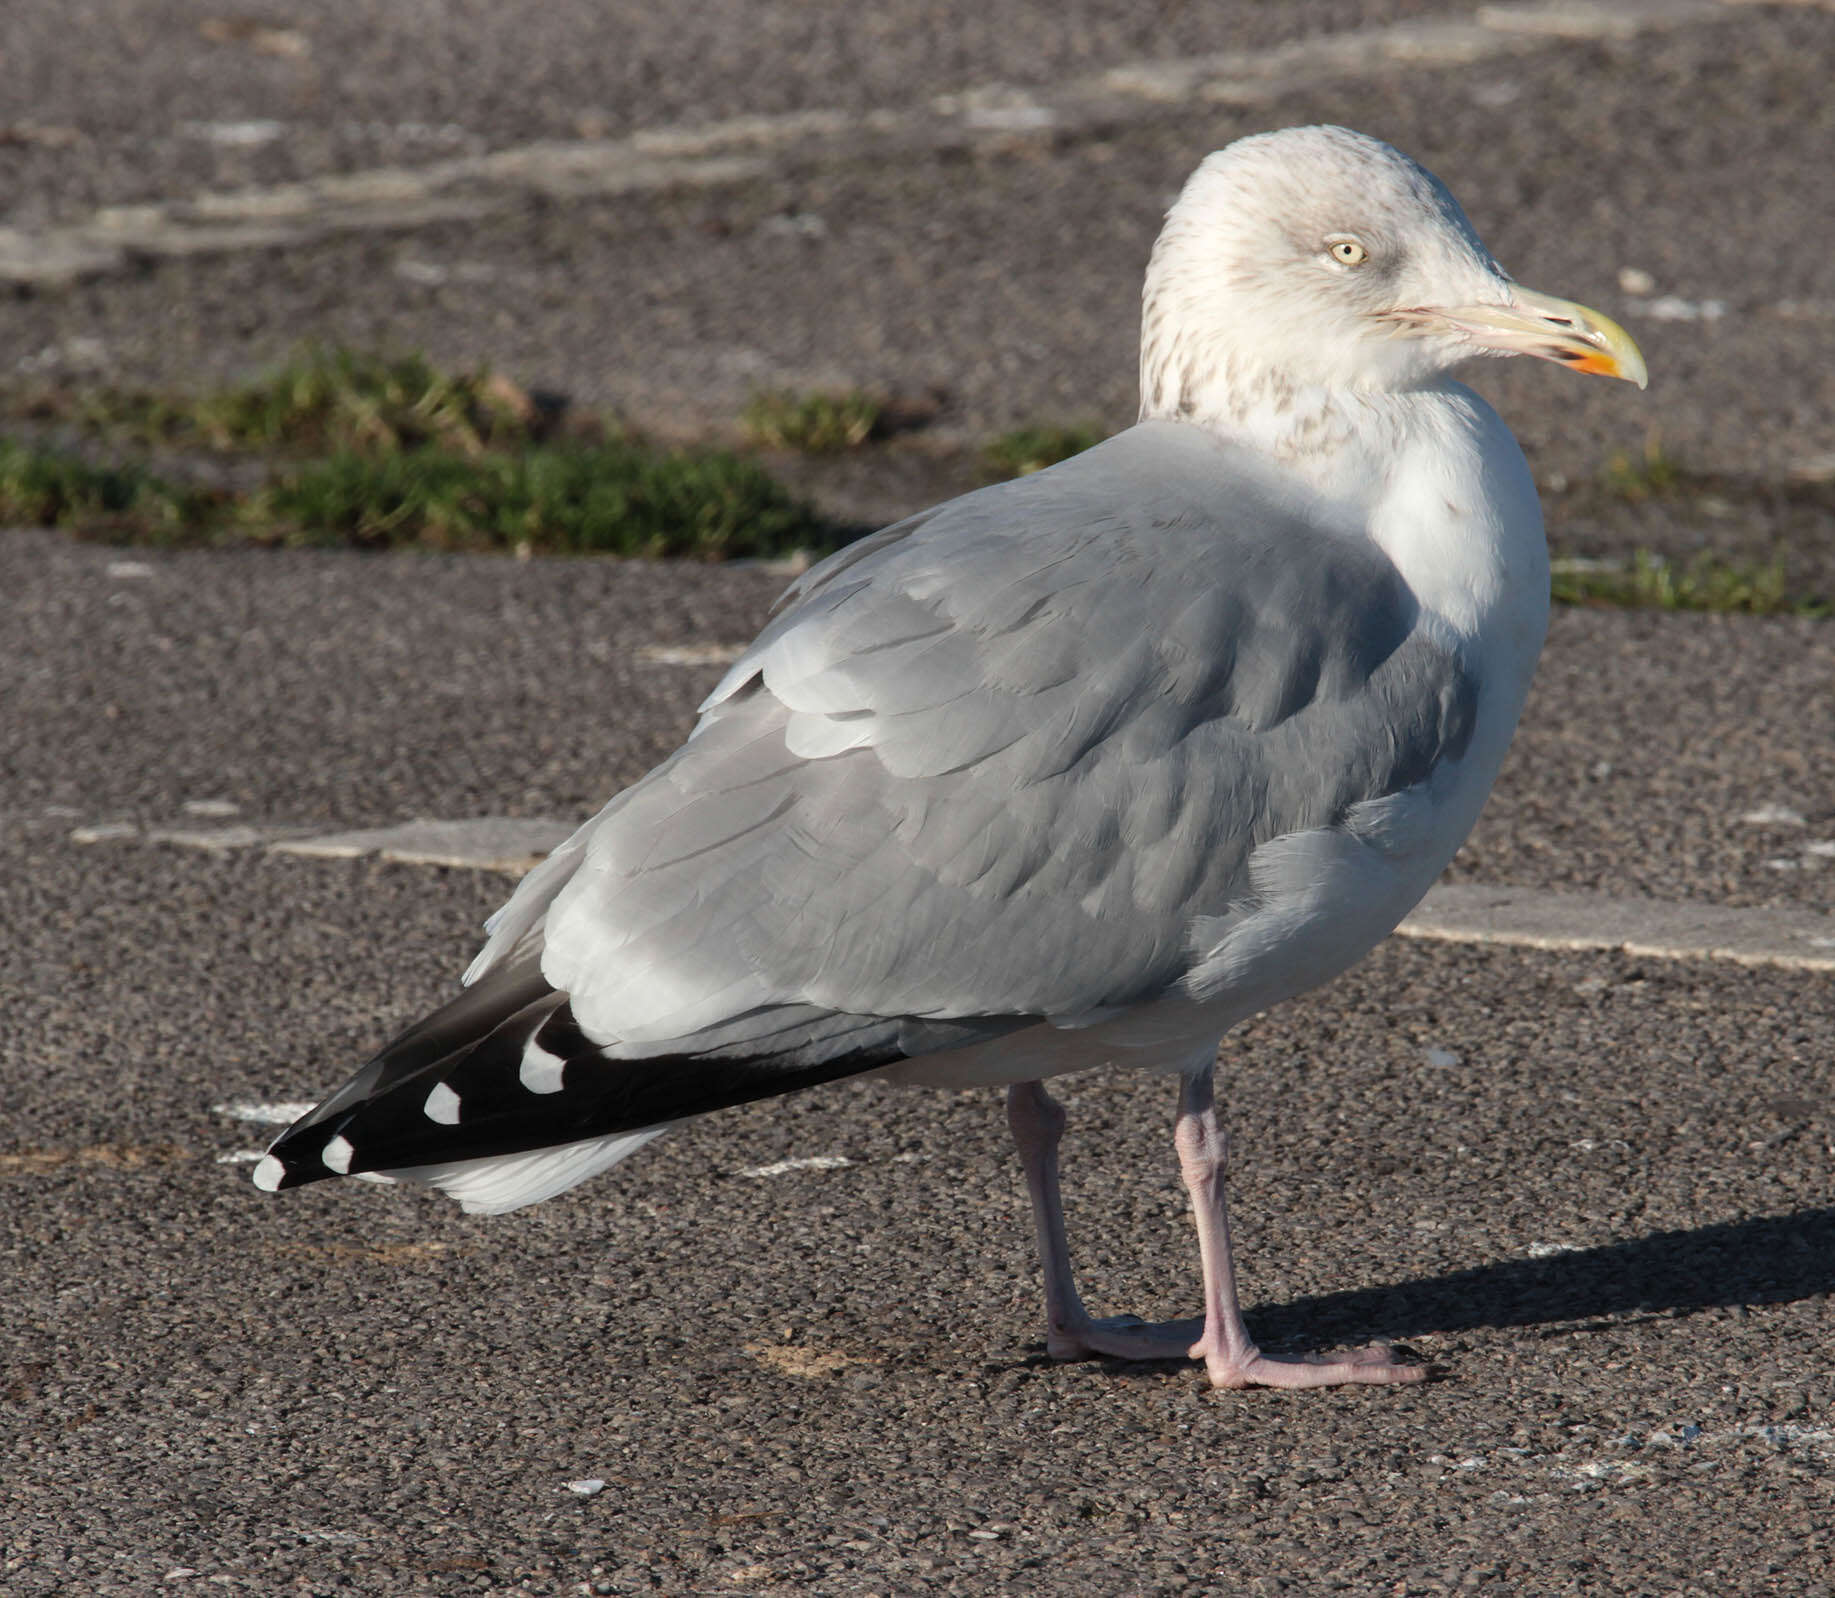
[
  {"left": 1005, "top": 1073, "right": 1424, "bottom": 1389},
  {"left": 1173, "top": 1065, "right": 1423, "bottom": 1389},
  {"left": 1007, "top": 1080, "right": 1199, "bottom": 1363}
]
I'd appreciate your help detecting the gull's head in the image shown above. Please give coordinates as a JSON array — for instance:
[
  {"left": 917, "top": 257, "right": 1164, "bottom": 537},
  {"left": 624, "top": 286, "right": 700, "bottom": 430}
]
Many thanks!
[{"left": 1140, "top": 125, "right": 1645, "bottom": 425}]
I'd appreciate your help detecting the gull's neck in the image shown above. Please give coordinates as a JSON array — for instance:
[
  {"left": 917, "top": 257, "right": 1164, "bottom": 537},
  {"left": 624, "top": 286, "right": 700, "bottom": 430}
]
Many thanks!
[
  {"left": 1139, "top": 346, "right": 1422, "bottom": 501},
  {"left": 1142, "top": 359, "right": 1549, "bottom": 655},
  {"left": 1139, "top": 325, "right": 1411, "bottom": 484}
]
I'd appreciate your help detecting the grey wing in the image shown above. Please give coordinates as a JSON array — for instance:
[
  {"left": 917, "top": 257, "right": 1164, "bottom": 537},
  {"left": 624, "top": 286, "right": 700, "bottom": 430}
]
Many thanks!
[{"left": 483, "top": 421, "right": 1477, "bottom": 1054}]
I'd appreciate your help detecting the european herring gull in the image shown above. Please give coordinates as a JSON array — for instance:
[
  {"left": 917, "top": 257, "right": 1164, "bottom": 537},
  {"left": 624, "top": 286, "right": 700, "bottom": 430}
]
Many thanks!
[{"left": 254, "top": 126, "right": 1646, "bottom": 1389}]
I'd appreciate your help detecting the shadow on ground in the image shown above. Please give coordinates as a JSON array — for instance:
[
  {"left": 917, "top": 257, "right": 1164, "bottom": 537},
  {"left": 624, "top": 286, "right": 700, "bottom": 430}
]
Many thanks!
[{"left": 1254, "top": 1206, "right": 1835, "bottom": 1351}]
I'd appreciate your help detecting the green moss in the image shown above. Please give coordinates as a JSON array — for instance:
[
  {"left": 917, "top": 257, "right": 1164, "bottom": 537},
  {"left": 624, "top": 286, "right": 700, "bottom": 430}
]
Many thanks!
[
  {"left": 1599, "top": 435, "right": 1686, "bottom": 503},
  {"left": 1, "top": 348, "right": 840, "bottom": 558},
  {"left": 741, "top": 389, "right": 881, "bottom": 453},
  {"left": 0, "top": 438, "right": 220, "bottom": 542},
  {"left": 38, "top": 345, "right": 542, "bottom": 457},
  {"left": 1550, "top": 552, "right": 1826, "bottom": 616},
  {"left": 980, "top": 424, "right": 1104, "bottom": 480},
  {"left": 256, "top": 445, "right": 833, "bottom": 558}
]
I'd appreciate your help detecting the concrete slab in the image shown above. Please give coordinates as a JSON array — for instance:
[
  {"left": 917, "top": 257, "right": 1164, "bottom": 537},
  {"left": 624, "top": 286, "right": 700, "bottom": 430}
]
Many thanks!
[
  {"left": 66, "top": 800, "right": 1835, "bottom": 972},
  {"left": 143, "top": 824, "right": 314, "bottom": 853},
  {"left": 267, "top": 816, "right": 576, "bottom": 873},
  {"left": 1401, "top": 882, "right": 1835, "bottom": 972}
]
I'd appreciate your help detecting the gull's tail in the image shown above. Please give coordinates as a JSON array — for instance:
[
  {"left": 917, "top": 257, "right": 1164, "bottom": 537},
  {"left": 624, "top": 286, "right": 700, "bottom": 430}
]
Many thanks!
[{"left": 250, "top": 959, "right": 914, "bottom": 1214}]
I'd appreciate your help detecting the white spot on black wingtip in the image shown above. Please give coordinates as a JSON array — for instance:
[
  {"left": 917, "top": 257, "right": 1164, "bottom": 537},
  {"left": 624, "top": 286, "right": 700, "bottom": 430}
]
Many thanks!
[
  {"left": 519, "top": 1041, "right": 567, "bottom": 1095},
  {"left": 424, "top": 1081, "right": 462, "bottom": 1124},
  {"left": 251, "top": 1155, "right": 287, "bottom": 1192},
  {"left": 322, "top": 1135, "right": 355, "bottom": 1175}
]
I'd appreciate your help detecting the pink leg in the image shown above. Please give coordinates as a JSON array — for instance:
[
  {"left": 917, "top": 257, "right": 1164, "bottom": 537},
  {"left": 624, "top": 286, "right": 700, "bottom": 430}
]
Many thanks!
[
  {"left": 1007, "top": 1080, "right": 1196, "bottom": 1363},
  {"left": 1006, "top": 1073, "right": 1424, "bottom": 1389},
  {"left": 1174, "top": 1065, "right": 1423, "bottom": 1389}
]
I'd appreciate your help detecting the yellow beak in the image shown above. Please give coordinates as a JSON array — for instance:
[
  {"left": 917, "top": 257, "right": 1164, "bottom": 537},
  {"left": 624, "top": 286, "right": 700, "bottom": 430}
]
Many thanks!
[{"left": 1411, "top": 286, "right": 1648, "bottom": 388}]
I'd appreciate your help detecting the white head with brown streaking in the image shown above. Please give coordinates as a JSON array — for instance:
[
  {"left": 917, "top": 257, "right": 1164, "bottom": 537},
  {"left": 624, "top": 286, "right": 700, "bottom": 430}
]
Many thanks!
[{"left": 1139, "top": 125, "right": 1645, "bottom": 430}]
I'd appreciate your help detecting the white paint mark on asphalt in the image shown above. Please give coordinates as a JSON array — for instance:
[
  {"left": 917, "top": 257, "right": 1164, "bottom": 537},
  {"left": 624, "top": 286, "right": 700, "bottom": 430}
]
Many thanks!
[
  {"left": 1525, "top": 1241, "right": 1579, "bottom": 1258},
  {"left": 146, "top": 823, "right": 313, "bottom": 852},
  {"left": 106, "top": 560, "right": 157, "bottom": 580},
  {"left": 269, "top": 816, "right": 573, "bottom": 871},
  {"left": 566, "top": 1478, "right": 607, "bottom": 1496},
  {"left": 1739, "top": 804, "right": 1806, "bottom": 826},
  {"left": 69, "top": 822, "right": 139, "bottom": 844},
  {"left": 182, "top": 119, "right": 286, "bottom": 147},
  {"left": 214, "top": 1101, "right": 316, "bottom": 1125},
  {"left": 736, "top": 1155, "right": 853, "bottom": 1179},
  {"left": 1623, "top": 294, "right": 1728, "bottom": 321},
  {"left": 181, "top": 798, "right": 242, "bottom": 818},
  {"left": 758, "top": 211, "right": 828, "bottom": 239},
  {"left": 393, "top": 256, "right": 501, "bottom": 286},
  {"left": 215, "top": 1151, "right": 266, "bottom": 1165},
  {"left": 634, "top": 642, "right": 748, "bottom": 666}
]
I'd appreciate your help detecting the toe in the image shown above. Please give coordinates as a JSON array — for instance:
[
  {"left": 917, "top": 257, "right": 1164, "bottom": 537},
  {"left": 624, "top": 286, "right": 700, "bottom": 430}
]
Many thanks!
[{"left": 1204, "top": 1343, "right": 1426, "bottom": 1390}]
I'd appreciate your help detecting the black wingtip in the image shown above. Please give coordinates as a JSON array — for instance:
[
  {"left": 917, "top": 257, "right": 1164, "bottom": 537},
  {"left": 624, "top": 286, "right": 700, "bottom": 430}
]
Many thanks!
[{"left": 251, "top": 1117, "right": 354, "bottom": 1192}]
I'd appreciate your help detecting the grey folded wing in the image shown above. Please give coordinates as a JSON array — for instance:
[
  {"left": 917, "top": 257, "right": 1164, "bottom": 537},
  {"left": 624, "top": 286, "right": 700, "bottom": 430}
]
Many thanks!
[{"left": 476, "top": 421, "right": 1478, "bottom": 1055}]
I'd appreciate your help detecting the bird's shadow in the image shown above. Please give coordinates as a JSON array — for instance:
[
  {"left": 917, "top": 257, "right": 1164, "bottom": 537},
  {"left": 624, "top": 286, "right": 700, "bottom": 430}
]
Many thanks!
[
  {"left": 1012, "top": 1208, "right": 1835, "bottom": 1372},
  {"left": 1250, "top": 1205, "right": 1835, "bottom": 1352}
]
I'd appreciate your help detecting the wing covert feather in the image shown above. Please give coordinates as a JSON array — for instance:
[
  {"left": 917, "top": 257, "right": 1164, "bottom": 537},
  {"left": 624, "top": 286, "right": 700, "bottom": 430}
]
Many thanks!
[{"left": 527, "top": 422, "right": 1476, "bottom": 1049}]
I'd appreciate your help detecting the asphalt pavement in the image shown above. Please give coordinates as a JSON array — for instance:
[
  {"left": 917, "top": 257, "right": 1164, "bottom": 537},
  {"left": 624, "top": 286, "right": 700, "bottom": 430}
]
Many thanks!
[{"left": 3, "top": 3, "right": 1833, "bottom": 1595}]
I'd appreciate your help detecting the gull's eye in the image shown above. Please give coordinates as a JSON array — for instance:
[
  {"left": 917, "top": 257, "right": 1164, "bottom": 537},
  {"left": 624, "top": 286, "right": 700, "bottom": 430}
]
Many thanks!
[{"left": 1326, "top": 236, "right": 1370, "bottom": 267}]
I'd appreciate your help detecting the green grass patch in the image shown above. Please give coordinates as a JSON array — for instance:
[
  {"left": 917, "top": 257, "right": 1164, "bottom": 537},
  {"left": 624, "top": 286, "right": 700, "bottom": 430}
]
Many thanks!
[
  {"left": 1551, "top": 551, "right": 1827, "bottom": 616},
  {"left": 35, "top": 345, "right": 543, "bottom": 457},
  {"left": 981, "top": 423, "right": 1104, "bottom": 480},
  {"left": 741, "top": 389, "right": 882, "bottom": 453},
  {"left": 0, "top": 434, "right": 830, "bottom": 558},
  {"left": 257, "top": 445, "right": 831, "bottom": 557},
  {"left": 1599, "top": 434, "right": 1686, "bottom": 503},
  {"left": 1, "top": 345, "right": 841, "bottom": 558},
  {"left": 0, "top": 438, "right": 221, "bottom": 542}
]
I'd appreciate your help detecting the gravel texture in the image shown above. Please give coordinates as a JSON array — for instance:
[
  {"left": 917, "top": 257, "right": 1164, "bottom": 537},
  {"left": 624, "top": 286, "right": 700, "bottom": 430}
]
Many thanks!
[
  {"left": 3, "top": 848, "right": 1831, "bottom": 1594},
  {"left": 4, "top": 5, "right": 1833, "bottom": 1592}
]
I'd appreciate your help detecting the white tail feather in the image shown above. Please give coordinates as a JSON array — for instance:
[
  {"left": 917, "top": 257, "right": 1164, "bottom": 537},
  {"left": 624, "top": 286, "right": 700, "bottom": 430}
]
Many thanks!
[{"left": 385, "top": 1126, "right": 670, "bottom": 1215}]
